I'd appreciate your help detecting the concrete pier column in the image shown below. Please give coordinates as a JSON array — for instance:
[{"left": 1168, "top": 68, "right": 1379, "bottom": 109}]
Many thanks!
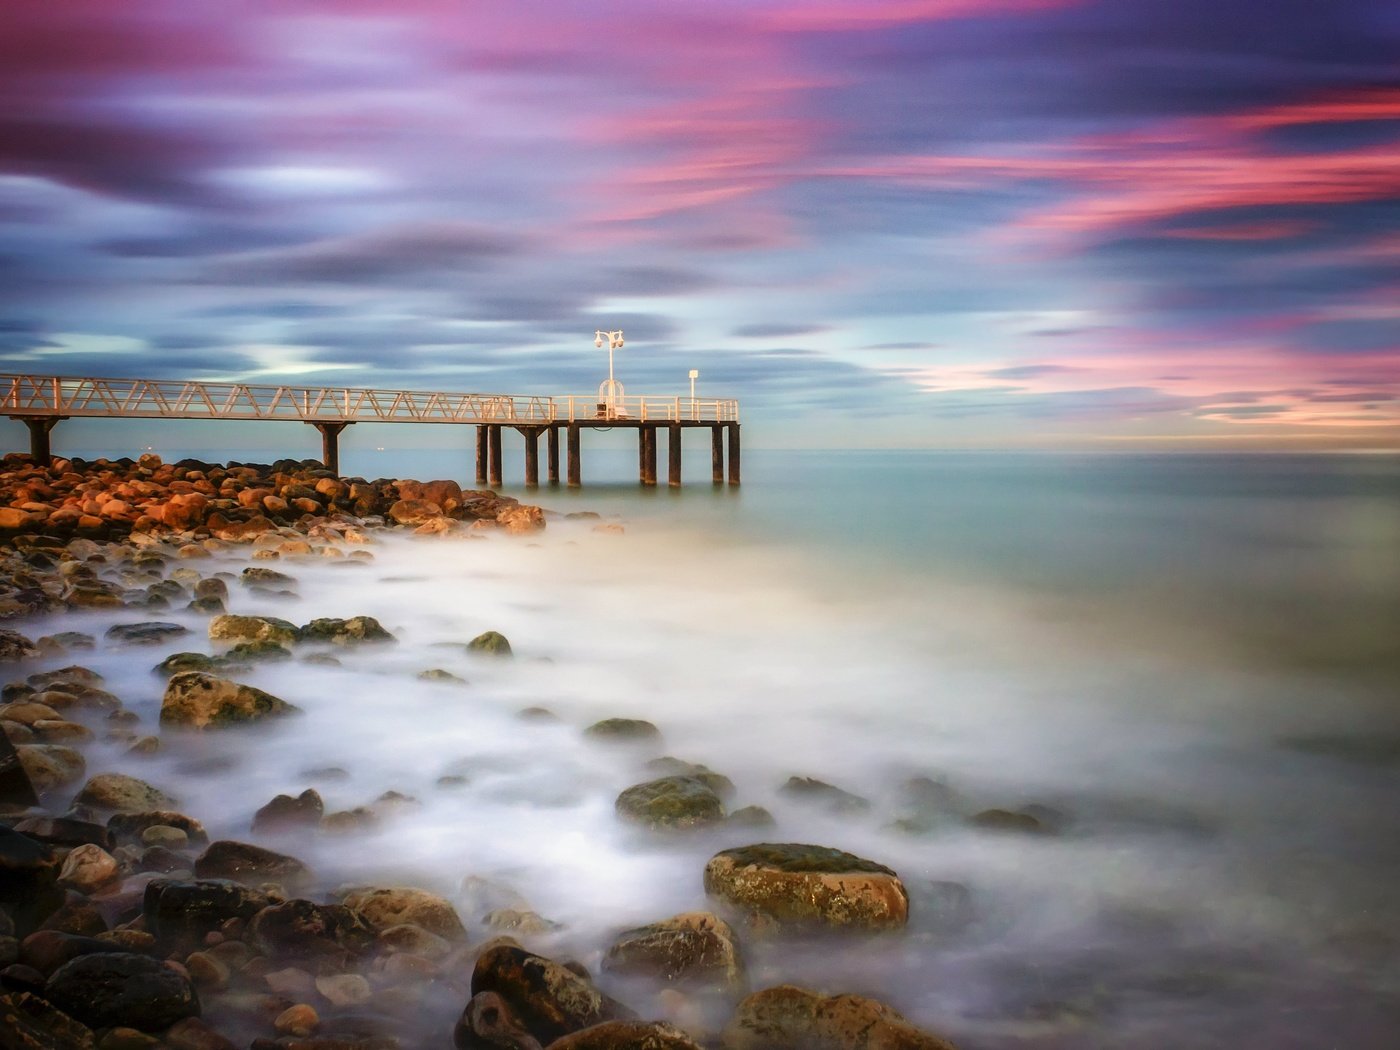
[
  {"left": 11, "top": 416, "right": 64, "bottom": 466},
  {"left": 546, "top": 425, "right": 560, "bottom": 485},
  {"left": 475, "top": 425, "right": 488, "bottom": 486},
  {"left": 488, "top": 425, "right": 503, "bottom": 488},
  {"left": 641, "top": 425, "right": 658, "bottom": 486},
  {"left": 711, "top": 425, "right": 724, "bottom": 484},
  {"left": 310, "top": 421, "right": 351, "bottom": 475},
  {"left": 567, "top": 424, "right": 581, "bottom": 487},
  {"left": 638, "top": 425, "right": 647, "bottom": 482},
  {"left": 521, "top": 427, "right": 541, "bottom": 487},
  {"left": 727, "top": 423, "right": 741, "bottom": 486},
  {"left": 668, "top": 423, "right": 682, "bottom": 487}
]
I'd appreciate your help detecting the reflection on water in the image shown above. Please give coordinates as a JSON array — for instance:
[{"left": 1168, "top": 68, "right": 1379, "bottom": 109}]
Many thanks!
[{"left": 35, "top": 451, "right": 1400, "bottom": 1046}]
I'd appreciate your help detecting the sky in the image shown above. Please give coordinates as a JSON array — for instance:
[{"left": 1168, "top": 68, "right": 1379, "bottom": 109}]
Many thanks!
[{"left": 1, "top": 0, "right": 1398, "bottom": 450}]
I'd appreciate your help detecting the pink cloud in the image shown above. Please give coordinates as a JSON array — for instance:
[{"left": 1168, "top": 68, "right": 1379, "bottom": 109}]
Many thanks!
[{"left": 762, "top": 0, "right": 1077, "bottom": 31}]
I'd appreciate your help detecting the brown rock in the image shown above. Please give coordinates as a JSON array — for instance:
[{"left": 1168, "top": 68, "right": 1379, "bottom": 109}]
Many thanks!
[
  {"left": 387, "top": 499, "right": 443, "bottom": 525},
  {"left": 703, "top": 844, "right": 908, "bottom": 931},
  {"left": 275, "top": 1003, "right": 320, "bottom": 1037},
  {"left": 58, "top": 844, "right": 121, "bottom": 893},
  {"left": 603, "top": 912, "right": 742, "bottom": 989},
  {"left": 74, "top": 773, "right": 178, "bottom": 814},
  {"left": 194, "top": 841, "right": 310, "bottom": 887},
  {"left": 469, "top": 944, "right": 633, "bottom": 1046},
  {"left": 340, "top": 887, "right": 465, "bottom": 941},
  {"left": 547, "top": 1022, "right": 704, "bottom": 1050},
  {"left": 161, "top": 671, "right": 300, "bottom": 729},
  {"left": 721, "top": 986, "right": 958, "bottom": 1050}
]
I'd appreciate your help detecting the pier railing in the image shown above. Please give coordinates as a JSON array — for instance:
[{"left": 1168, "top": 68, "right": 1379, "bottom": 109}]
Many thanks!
[
  {"left": 556, "top": 395, "right": 740, "bottom": 423},
  {"left": 2, "top": 374, "right": 739, "bottom": 426}
]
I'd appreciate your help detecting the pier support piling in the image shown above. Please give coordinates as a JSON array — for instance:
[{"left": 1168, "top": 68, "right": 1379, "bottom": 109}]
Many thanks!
[
  {"left": 640, "top": 425, "right": 658, "bottom": 486},
  {"left": 711, "top": 425, "right": 724, "bottom": 484},
  {"left": 727, "top": 423, "right": 741, "bottom": 486},
  {"left": 310, "top": 421, "right": 351, "bottom": 475},
  {"left": 475, "top": 425, "right": 488, "bottom": 486},
  {"left": 668, "top": 424, "right": 682, "bottom": 487},
  {"left": 566, "top": 424, "right": 581, "bottom": 488},
  {"left": 488, "top": 425, "right": 503, "bottom": 488},
  {"left": 520, "top": 426, "right": 542, "bottom": 487},
  {"left": 10, "top": 416, "right": 65, "bottom": 466},
  {"left": 547, "top": 425, "right": 560, "bottom": 485}
]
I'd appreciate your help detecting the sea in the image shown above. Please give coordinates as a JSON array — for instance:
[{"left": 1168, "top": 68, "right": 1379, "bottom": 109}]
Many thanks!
[{"left": 31, "top": 446, "right": 1400, "bottom": 1047}]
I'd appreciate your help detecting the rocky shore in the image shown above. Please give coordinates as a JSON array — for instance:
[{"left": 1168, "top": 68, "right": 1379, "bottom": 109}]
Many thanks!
[{"left": 1, "top": 453, "right": 960, "bottom": 1050}]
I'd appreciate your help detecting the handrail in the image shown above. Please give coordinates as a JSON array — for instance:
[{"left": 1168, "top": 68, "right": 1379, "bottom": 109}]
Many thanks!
[
  {"left": 1, "top": 374, "right": 739, "bottom": 426},
  {"left": 555, "top": 394, "right": 740, "bottom": 423}
]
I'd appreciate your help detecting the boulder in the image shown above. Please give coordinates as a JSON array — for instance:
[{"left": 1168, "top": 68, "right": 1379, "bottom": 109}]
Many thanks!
[
  {"left": 468, "top": 945, "right": 633, "bottom": 1046},
  {"left": 44, "top": 952, "right": 199, "bottom": 1032},
  {"left": 603, "top": 911, "right": 742, "bottom": 989},
  {"left": 496, "top": 505, "right": 544, "bottom": 534},
  {"left": 208, "top": 615, "right": 301, "bottom": 646},
  {"left": 703, "top": 844, "right": 908, "bottom": 930},
  {"left": 300, "top": 617, "right": 395, "bottom": 645},
  {"left": 0, "top": 631, "right": 39, "bottom": 663},
  {"left": 14, "top": 744, "right": 86, "bottom": 792},
  {"left": 0, "top": 828, "right": 63, "bottom": 937},
  {"left": 547, "top": 1022, "right": 704, "bottom": 1050},
  {"left": 74, "top": 773, "right": 178, "bottom": 814},
  {"left": 154, "top": 653, "right": 221, "bottom": 677},
  {"left": 0, "top": 990, "right": 96, "bottom": 1050},
  {"left": 104, "top": 622, "right": 189, "bottom": 647},
  {"left": 387, "top": 499, "right": 443, "bottom": 525},
  {"left": 453, "top": 990, "right": 541, "bottom": 1050},
  {"left": 340, "top": 887, "right": 466, "bottom": 941},
  {"left": 584, "top": 719, "right": 660, "bottom": 743},
  {"left": 194, "top": 841, "right": 310, "bottom": 887},
  {"left": 466, "top": 631, "right": 512, "bottom": 657},
  {"left": 615, "top": 777, "right": 725, "bottom": 831},
  {"left": 248, "top": 900, "right": 375, "bottom": 960},
  {"left": 720, "top": 985, "right": 957, "bottom": 1050},
  {"left": 241, "top": 567, "right": 297, "bottom": 588},
  {"left": 143, "top": 879, "right": 272, "bottom": 946},
  {"left": 57, "top": 844, "right": 120, "bottom": 894},
  {"left": 161, "top": 671, "right": 300, "bottom": 729},
  {"left": 109, "top": 811, "right": 208, "bottom": 847},
  {"left": 778, "top": 777, "right": 870, "bottom": 814},
  {"left": 252, "top": 789, "right": 324, "bottom": 833}
]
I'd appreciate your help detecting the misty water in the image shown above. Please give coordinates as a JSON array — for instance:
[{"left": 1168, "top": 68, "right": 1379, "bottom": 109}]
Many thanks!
[{"left": 35, "top": 449, "right": 1400, "bottom": 1047}]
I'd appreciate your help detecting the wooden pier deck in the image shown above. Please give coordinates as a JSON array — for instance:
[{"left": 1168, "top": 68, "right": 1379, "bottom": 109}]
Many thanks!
[{"left": 2, "top": 374, "right": 741, "bottom": 486}]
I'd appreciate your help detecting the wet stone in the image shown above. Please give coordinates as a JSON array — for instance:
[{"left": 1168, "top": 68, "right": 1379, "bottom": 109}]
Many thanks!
[
  {"left": 105, "top": 622, "right": 190, "bottom": 646},
  {"left": 703, "top": 843, "right": 909, "bottom": 931},
  {"left": 43, "top": 951, "right": 200, "bottom": 1032},
  {"left": 615, "top": 776, "right": 726, "bottom": 831},
  {"left": 194, "top": 841, "right": 311, "bottom": 887},
  {"left": 584, "top": 718, "right": 661, "bottom": 743},
  {"left": 253, "top": 789, "right": 325, "bottom": 833}
]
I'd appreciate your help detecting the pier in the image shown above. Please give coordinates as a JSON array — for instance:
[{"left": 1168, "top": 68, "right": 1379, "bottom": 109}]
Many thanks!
[{"left": 2, "top": 374, "right": 741, "bottom": 487}]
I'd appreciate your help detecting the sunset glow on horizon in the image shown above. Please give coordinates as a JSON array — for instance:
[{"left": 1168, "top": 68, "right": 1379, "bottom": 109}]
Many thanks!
[{"left": 1, "top": 0, "right": 1397, "bottom": 449}]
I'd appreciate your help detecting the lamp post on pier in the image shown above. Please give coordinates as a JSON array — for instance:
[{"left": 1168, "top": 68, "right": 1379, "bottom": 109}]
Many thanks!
[
  {"left": 689, "top": 369, "right": 699, "bottom": 420},
  {"left": 595, "top": 329, "right": 624, "bottom": 418}
]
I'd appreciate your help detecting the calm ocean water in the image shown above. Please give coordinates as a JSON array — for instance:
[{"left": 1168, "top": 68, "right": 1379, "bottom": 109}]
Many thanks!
[{"left": 43, "top": 446, "right": 1400, "bottom": 1046}]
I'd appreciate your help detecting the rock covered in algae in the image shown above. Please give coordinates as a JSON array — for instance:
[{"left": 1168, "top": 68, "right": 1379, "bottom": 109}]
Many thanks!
[{"left": 703, "top": 843, "right": 908, "bottom": 930}]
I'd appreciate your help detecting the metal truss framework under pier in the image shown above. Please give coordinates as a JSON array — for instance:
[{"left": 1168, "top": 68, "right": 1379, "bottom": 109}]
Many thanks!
[{"left": 3, "top": 373, "right": 741, "bottom": 487}]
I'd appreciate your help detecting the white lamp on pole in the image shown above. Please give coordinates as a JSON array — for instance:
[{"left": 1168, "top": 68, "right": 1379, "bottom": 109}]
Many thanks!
[
  {"left": 595, "top": 329, "right": 625, "bottom": 418},
  {"left": 689, "top": 369, "right": 699, "bottom": 420}
]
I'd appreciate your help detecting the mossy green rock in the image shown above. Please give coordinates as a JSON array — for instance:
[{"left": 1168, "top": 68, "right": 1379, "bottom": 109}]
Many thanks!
[
  {"left": 616, "top": 776, "right": 726, "bottom": 830},
  {"left": 300, "top": 616, "right": 395, "bottom": 645},
  {"left": 208, "top": 614, "right": 301, "bottom": 646},
  {"left": 160, "top": 671, "right": 300, "bottom": 729},
  {"left": 153, "top": 652, "right": 219, "bottom": 677},
  {"left": 466, "top": 631, "right": 512, "bottom": 657},
  {"left": 704, "top": 844, "right": 908, "bottom": 930},
  {"left": 225, "top": 640, "right": 293, "bottom": 663},
  {"left": 585, "top": 718, "right": 660, "bottom": 743}
]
